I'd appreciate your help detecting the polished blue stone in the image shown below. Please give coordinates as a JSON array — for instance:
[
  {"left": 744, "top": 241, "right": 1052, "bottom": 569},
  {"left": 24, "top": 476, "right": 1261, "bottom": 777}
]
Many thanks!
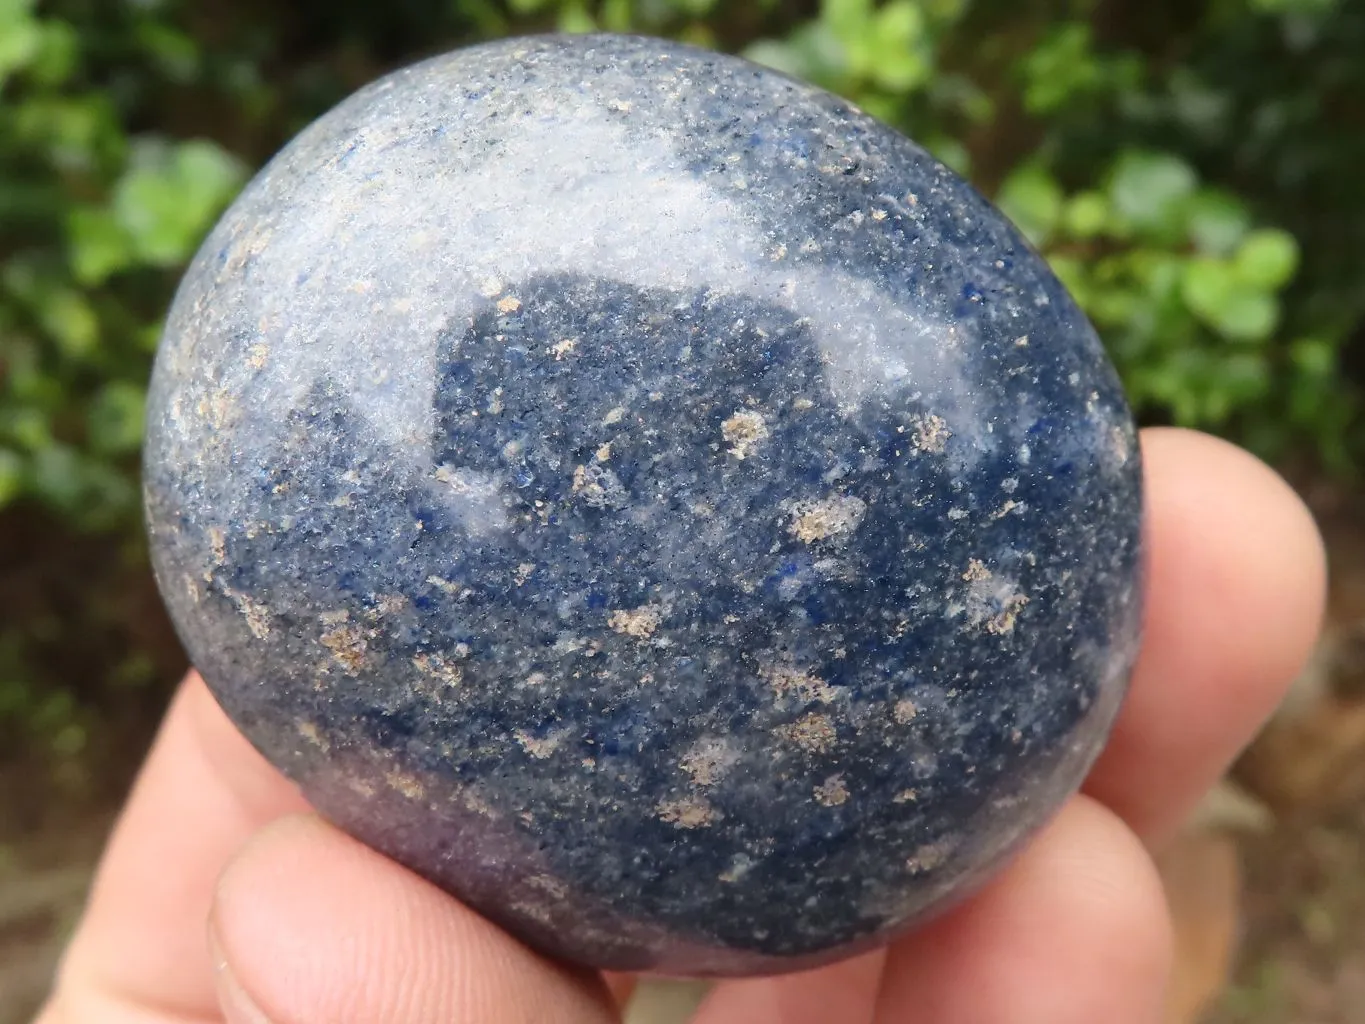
[{"left": 143, "top": 33, "right": 1143, "bottom": 977}]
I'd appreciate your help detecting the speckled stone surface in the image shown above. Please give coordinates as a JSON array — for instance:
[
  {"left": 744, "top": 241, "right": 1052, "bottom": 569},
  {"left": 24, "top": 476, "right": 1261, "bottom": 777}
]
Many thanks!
[{"left": 143, "top": 33, "right": 1144, "bottom": 977}]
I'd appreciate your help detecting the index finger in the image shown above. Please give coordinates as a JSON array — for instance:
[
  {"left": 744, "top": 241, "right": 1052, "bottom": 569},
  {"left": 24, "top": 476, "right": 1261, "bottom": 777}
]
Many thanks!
[
  {"left": 43, "top": 672, "right": 620, "bottom": 1024},
  {"left": 1082, "top": 427, "right": 1326, "bottom": 846},
  {"left": 44, "top": 674, "right": 309, "bottom": 1020}
]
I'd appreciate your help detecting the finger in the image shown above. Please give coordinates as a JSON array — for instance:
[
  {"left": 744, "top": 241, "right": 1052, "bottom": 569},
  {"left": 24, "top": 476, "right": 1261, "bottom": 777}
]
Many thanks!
[
  {"left": 1084, "top": 428, "right": 1327, "bottom": 846},
  {"left": 874, "top": 796, "right": 1171, "bottom": 1024},
  {"left": 690, "top": 950, "right": 885, "bottom": 1024},
  {"left": 210, "top": 814, "right": 617, "bottom": 1024},
  {"left": 47, "top": 673, "right": 310, "bottom": 1020}
]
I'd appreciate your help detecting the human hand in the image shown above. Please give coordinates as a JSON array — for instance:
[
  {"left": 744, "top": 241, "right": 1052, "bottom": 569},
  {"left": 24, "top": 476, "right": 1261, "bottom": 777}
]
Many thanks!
[{"left": 34, "top": 427, "right": 1325, "bottom": 1024}]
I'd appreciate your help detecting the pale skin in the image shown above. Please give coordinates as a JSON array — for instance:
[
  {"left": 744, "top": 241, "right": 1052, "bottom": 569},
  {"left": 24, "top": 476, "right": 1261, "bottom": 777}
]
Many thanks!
[{"left": 34, "top": 428, "right": 1326, "bottom": 1024}]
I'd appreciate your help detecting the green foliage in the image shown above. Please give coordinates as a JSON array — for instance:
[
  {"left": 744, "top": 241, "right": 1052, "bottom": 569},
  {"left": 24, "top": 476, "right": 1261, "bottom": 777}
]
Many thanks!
[
  {"left": 110, "top": 140, "right": 248, "bottom": 269},
  {"left": 744, "top": 0, "right": 977, "bottom": 170},
  {"left": 2, "top": 0, "right": 1363, "bottom": 759},
  {"left": 1018, "top": 21, "right": 1142, "bottom": 117},
  {"left": 0, "top": 8, "right": 246, "bottom": 537},
  {"left": 743, "top": 0, "right": 1364, "bottom": 469},
  {"left": 1027, "top": 156, "right": 1297, "bottom": 431}
]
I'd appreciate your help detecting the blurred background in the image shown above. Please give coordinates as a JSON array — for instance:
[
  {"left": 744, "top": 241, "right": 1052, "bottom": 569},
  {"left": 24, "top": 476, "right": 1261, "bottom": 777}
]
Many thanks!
[{"left": 1, "top": 0, "right": 1363, "bottom": 1020}]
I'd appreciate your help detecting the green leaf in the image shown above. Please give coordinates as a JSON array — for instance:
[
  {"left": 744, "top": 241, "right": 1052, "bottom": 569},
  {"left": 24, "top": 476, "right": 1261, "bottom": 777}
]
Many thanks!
[
  {"left": 113, "top": 138, "right": 247, "bottom": 266},
  {"left": 1088, "top": 286, "right": 1140, "bottom": 328},
  {"left": 4, "top": 406, "right": 51, "bottom": 451},
  {"left": 786, "top": 21, "right": 850, "bottom": 85},
  {"left": 1233, "top": 228, "right": 1300, "bottom": 290},
  {"left": 27, "top": 18, "right": 77, "bottom": 86},
  {"left": 743, "top": 40, "right": 807, "bottom": 78},
  {"left": 823, "top": 0, "right": 871, "bottom": 41},
  {"left": 174, "top": 139, "right": 247, "bottom": 212},
  {"left": 1047, "top": 255, "right": 1092, "bottom": 306},
  {"left": 87, "top": 381, "right": 146, "bottom": 455},
  {"left": 67, "top": 206, "right": 134, "bottom": 285},
  {"left": 1215, "top": 291, "right": 1278, "bottom": 342},
  {"left": 1182, "top": 257, "right": 1279, "bottom": 342},
  {"left": 1130, "top": 250, "right": 1186, "bottom": 305},
  {"left": 868, "top": 1, "right": 928, "bottom": 93},
  {"left": 1019, "top": 22, "right": 1101, "bottom": 115},
  {"left": 38, "top": 287, "right": 99, "bottom": 357},
  {"left": 1107, "top": 150, "right": 1198, "bottom": 236},
  {"left": 1182, "top": 258, "right": 1235, "bottom": 323},
  {"left": 0, "top": 0, "right": 36, "bottom": 28},
  {"left": 599, "top": 0, "right": 633, "bottom": 31},
  {"left": 1064, "top": 191, "right": 1110, "bottom": 239},
  {"left": 870, "top": 51, "right": 927, "bottom": 93},
  {"left": 1186, "top": 189, "right": 1250, "bottom": 255},
  {"left": 816, "top": 0, "right": 879, "bottom": 80},
  {"left": 555, "top": 3, "right": 596, "bottom": 32},
  {"left": 0, "top": 0, "right": 40, "bottom": 84},
  {"left": 1290, "top": 336, "right": 1337, "bottom": 377},
  {"left": 137, "top": 321, "right": 164, "bottom": 352},
  {"left": 11, "top": 93, "right": 121, "bottom": 172},
  {"left": 997, "top": 163, "right": 1064, "bottom": 247}
]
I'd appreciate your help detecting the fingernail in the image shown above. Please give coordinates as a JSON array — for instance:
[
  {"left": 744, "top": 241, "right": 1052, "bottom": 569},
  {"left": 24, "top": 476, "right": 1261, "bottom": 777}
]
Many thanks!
[{"left": 210, "top": 926, "right": 274, "bottom": 1024}]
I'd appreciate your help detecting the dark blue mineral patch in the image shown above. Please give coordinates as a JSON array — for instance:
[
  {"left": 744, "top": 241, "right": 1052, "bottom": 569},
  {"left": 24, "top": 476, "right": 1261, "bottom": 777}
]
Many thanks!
[{"left": 142, "top": 33, "right": 1144, "bottom": 977}]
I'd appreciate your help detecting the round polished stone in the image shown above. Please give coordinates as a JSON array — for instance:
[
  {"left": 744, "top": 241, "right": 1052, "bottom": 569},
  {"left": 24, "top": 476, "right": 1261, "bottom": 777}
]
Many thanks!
[{"left": 143, "top": 33, "right": 1143, "bottom": 977}]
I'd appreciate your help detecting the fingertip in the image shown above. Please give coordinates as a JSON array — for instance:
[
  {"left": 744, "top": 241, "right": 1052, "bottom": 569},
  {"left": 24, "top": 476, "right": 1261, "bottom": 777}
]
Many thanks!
[
  {"left": 693, "top": 949, "right": 885, "bottom": 1024},
  {"left": 50, "top": 672, "right": 309, "bottom": 1020},
  {"left": 1011, "top": 798, "right": 1174, "bottom": 991},
  {"left": 876, "top": 797, "right": 1172, "bottom": 1024},
  {"left": 1087, "top": 428, "right": 1327, "bottom": 844},
  {"left": 211, "top": 814, "right": 617, "bottom": 1024},
  {"left": 1140, "top": 427, "right": 1327, "bottom": 636}
]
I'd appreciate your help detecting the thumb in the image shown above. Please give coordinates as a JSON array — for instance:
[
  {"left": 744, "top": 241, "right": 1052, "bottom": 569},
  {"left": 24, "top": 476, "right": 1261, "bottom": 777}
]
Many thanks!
[{"left": 209, "top": 813, "right": 618, "bottom": 1024}]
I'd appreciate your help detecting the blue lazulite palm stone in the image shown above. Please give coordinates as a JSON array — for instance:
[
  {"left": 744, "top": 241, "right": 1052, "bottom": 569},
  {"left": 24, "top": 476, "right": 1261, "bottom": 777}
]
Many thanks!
[{"left": 143, "top": 33, "right": 1143, "bottom": 976}]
